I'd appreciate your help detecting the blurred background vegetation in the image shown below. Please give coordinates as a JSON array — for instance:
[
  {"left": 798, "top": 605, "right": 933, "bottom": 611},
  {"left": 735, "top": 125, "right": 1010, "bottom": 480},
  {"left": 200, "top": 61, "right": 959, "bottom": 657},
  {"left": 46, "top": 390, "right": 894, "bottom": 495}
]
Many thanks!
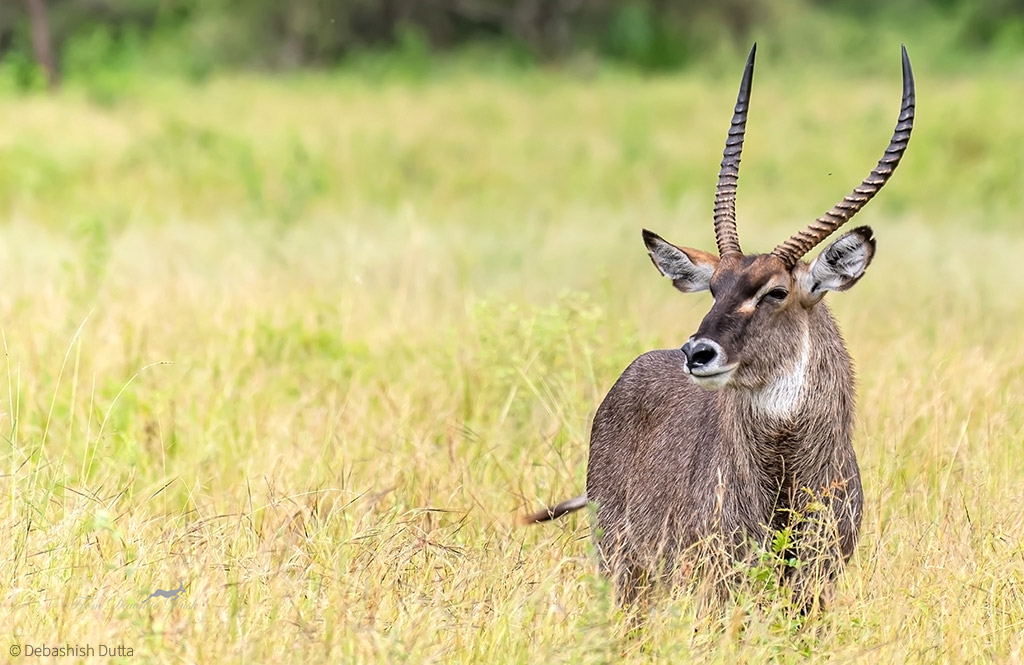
[
  {"left": 2, "top": 0, "right": 1023, "bottom": 233},
  {"left": 2, "top": 0, "right": 1024, "bottom": 91}
]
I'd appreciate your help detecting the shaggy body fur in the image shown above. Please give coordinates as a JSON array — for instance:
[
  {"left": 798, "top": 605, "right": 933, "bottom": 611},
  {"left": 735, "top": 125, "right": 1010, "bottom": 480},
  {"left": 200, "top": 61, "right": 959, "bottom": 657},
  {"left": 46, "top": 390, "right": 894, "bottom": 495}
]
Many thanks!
[{"left": 585, "top": 303, "right": 862, "bottom": 606}]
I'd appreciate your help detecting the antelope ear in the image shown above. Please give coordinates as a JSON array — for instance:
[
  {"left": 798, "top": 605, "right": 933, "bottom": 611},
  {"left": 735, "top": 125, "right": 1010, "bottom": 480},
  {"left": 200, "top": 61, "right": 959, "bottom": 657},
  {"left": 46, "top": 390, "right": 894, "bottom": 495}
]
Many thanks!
[
  {"left": 803, "top": 226, "right": 876, "bottom": 300},
  {"left": 642, "top": 229, "right": 718, "bottom": 293}
]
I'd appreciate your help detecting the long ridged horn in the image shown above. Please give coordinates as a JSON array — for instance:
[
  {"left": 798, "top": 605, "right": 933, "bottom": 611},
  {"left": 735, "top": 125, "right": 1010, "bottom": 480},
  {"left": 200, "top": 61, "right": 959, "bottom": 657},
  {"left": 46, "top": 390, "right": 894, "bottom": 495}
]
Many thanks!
[
  {"left": 713, "top": 44, "right": 756, "bottom": 258},
  {"left": 771, "top": 45, "right": 916, "bottom": 267}
]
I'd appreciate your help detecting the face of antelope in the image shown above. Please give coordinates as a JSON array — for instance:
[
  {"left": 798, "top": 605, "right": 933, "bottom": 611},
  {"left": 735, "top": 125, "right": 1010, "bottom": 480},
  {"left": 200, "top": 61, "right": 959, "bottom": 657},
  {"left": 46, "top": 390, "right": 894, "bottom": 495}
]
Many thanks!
[
  {"left": 643, "top": 227, "right": 875, "bottom": 391},
  {"left": 642, "top": 43, "right": 914, "bottom": 392}
]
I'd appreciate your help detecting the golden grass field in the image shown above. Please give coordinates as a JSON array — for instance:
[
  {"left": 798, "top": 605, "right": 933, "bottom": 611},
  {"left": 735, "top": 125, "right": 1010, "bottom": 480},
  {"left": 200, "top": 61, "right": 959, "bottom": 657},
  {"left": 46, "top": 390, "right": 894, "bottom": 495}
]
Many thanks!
[{"left": 1, "top": 54, "right": 1023, "bottom": 662}]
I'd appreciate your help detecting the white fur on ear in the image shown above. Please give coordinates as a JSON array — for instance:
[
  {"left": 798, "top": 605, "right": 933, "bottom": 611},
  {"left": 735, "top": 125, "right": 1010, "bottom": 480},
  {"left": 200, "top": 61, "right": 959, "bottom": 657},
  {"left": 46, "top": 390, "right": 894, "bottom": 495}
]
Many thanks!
[
  {"left": 642, "top": 229, "right": 716, "bottom": 293},
  {"left": 806, "top": 226, "right": 876, "bottom": 295}
]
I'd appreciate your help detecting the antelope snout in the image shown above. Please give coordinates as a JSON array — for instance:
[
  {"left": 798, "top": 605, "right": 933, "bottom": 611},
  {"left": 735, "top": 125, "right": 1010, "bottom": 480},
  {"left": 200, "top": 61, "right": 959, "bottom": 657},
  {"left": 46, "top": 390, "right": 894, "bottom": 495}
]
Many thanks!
[{"left": 681, "top": 338, "right": 728, "bottom": 376}]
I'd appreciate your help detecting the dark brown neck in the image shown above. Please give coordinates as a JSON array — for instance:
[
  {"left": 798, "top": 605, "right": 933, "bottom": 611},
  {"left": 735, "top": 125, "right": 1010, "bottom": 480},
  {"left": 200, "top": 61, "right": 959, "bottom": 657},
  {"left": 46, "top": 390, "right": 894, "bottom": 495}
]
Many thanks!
[{"left": 716, "top": 304, "right": 855, "bottom": 509}]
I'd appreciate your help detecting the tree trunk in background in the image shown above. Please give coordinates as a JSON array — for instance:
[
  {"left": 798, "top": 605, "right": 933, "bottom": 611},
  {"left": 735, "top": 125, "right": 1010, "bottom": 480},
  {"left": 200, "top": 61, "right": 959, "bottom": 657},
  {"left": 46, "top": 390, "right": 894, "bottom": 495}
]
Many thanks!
[{"left": 25, "top": 0, "right": 59, "bottom": 89}]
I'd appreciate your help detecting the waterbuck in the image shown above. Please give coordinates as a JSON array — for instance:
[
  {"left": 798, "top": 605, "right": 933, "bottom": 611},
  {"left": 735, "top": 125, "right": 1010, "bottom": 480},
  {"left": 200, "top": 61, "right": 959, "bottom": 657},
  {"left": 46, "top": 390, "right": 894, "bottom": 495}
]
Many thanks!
[{"left": 521, "top": 45, "right": 915, "bottom": 609}]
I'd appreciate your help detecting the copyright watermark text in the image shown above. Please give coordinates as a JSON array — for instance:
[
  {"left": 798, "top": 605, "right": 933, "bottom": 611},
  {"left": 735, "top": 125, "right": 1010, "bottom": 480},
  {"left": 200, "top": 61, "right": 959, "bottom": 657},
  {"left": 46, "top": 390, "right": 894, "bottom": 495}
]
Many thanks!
[{"left": 10, "top": 644, "right": 133, "bottom": 657}]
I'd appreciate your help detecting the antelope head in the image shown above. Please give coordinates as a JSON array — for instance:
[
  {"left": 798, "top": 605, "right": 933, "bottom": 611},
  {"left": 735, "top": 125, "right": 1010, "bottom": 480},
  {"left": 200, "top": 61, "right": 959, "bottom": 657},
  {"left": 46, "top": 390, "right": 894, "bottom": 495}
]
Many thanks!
[{"left": 644, "top": 45, "right": 915, "bottom": 392}]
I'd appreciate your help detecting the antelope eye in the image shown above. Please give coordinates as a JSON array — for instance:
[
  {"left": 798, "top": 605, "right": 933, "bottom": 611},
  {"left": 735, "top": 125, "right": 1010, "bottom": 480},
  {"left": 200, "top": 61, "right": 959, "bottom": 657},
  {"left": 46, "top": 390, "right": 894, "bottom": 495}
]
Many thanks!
[{"left": 763, "top": 287, "right": 789, "bottom": 302}]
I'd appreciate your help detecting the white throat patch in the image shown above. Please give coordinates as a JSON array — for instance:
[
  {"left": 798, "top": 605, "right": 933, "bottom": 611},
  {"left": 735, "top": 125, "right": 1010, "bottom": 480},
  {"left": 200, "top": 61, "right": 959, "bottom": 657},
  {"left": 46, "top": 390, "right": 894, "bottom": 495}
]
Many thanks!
[{"left": 753, "top": 325, "right": 810, "bottom": 419}]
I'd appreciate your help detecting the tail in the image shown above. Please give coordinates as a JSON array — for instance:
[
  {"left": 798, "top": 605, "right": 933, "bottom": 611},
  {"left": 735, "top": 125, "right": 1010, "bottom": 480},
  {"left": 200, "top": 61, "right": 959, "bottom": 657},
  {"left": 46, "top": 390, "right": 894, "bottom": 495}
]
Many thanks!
[{"left": 517, "top": 495, "right": 588, "bottom": 525}]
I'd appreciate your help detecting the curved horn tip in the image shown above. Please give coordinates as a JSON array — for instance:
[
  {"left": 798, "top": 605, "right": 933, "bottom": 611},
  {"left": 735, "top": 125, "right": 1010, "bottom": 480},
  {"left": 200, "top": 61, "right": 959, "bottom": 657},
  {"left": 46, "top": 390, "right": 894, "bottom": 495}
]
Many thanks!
[
  {"left": 742, "top": 43, "right": 756, "bottom": 82},
  {"left": 901, "top": 44, "right": 914, "bottom": 92},
  {"left": 730, "top": 44, "right": 756, "bottom": 108}
]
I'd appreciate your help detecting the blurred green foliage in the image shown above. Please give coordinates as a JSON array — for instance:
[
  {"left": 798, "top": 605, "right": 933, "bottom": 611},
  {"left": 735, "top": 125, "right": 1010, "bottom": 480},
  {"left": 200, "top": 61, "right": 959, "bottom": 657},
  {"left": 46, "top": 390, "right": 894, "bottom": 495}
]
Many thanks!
[{"left": 2, "top": 0, "right": 1024, "bottom": 89}]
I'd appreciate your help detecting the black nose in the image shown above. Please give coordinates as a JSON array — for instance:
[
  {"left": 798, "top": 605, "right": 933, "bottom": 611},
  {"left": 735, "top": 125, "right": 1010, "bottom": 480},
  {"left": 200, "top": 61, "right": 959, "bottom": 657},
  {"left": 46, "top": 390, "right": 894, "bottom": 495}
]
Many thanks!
[{"left": 681, "top": 340, "right": 718, "bottom": 370}]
